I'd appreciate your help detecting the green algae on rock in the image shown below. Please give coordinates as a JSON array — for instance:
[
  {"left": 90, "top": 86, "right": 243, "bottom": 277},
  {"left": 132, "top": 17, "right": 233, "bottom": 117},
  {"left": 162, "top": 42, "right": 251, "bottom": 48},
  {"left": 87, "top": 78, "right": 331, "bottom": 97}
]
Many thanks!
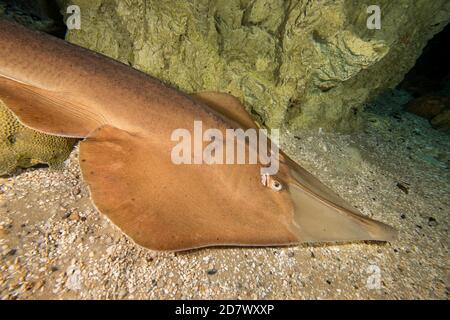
[
  {"left": 0, "top": 101, "right": 77, "bottom": 176},
  {"left": 60, "top": 0, "right": 450, "bottom": 131}
]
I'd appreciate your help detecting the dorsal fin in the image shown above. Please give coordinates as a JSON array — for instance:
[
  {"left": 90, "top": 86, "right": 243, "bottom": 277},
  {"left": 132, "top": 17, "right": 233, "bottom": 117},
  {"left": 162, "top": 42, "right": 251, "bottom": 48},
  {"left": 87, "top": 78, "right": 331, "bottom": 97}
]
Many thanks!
[{"left": 191, "top": 92, "right": 258, "bottom": 129}]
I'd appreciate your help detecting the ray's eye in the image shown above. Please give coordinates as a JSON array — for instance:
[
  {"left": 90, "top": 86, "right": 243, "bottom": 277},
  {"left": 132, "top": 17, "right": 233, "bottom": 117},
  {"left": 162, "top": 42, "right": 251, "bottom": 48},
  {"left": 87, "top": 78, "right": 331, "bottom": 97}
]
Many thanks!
[
  {"left": 270, "top": 180, "right": 283, "bottom": 191},
  {"left": 261, "top": 173, "right": 283, "bottom": 191}
]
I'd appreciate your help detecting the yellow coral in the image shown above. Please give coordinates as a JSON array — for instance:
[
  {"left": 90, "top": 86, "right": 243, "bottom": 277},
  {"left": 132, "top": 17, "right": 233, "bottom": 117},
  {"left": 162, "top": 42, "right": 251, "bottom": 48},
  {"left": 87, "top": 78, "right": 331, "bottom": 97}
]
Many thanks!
[{"left": 0, "top": 100, "right": 77, "bottom": 175}]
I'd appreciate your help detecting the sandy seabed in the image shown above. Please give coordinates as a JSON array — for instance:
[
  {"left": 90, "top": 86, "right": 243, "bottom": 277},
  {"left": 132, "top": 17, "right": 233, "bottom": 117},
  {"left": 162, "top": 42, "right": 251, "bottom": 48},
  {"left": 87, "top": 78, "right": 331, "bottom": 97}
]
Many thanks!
[{"left": 0, "top": 90, "right": 448, "bottom": 299}]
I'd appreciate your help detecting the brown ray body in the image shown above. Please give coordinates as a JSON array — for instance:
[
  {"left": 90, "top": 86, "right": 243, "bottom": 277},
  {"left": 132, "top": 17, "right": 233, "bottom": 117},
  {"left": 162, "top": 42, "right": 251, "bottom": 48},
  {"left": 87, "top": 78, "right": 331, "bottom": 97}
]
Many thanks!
[{"left": 0, "top": 19, "right": 396, "bottom": 251}]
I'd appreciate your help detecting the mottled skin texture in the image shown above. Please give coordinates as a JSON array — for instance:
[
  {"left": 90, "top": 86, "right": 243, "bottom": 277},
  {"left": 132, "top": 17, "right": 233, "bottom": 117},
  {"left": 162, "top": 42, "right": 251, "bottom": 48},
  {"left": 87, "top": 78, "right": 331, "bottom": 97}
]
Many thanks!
[
  {"left": 0, "top": 100, "right": 77, "bottom": 175},
  {"left": 0, "top": 19, "right": 396, "bottom": 251}
]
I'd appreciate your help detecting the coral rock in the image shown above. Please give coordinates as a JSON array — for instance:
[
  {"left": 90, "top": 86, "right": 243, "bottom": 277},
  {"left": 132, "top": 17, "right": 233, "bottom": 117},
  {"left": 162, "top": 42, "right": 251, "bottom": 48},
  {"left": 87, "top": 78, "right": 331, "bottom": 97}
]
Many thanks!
[{"left": 0, "top": 101, "right": 77, "bottom": 175}]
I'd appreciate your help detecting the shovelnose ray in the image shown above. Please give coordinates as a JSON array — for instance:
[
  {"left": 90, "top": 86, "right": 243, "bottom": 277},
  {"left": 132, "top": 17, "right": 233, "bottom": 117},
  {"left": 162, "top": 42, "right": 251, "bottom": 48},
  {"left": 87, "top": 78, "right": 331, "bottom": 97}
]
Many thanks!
[{"left": 0, "top": 19, "right": 397, "bottom": 251}]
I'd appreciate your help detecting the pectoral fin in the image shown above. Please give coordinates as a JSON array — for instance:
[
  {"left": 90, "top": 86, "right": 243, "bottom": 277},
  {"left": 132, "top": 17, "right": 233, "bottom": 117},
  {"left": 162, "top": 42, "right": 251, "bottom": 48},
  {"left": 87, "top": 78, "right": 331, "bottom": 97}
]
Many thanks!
[{"left": 79, "top": 125, "right": 299, "bottom": 251}]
